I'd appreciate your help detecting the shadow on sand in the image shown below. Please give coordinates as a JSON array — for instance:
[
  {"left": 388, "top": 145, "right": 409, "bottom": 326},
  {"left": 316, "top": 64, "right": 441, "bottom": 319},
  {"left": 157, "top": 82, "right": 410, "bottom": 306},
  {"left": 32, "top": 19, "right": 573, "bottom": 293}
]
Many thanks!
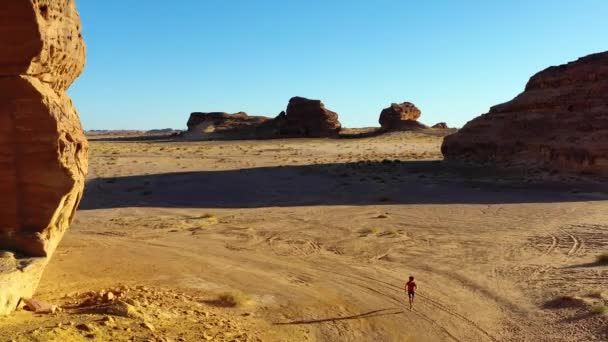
[
  {"left": 563, "top": 261, "right": 608, "bottom": 269},
  {"left": 88, "top": 135, "right": 178, "bottom": 143},
  {"left": 80, "top": 160, "right": 608, "bottom": 210},
  {"left": 273, "top": 308, "right": 404, "bottom": 325}
]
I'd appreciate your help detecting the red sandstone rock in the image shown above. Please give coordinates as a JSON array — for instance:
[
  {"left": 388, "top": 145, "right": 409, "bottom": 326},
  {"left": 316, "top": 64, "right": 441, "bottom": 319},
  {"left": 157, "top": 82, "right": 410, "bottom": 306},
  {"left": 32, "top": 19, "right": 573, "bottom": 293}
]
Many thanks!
[
  {"left": 442, "top": 52, "right": 608, "bottom": 175},
  {"left": 0, "top": 0, "right": 87, "bottom": 315},
  {"left": 277, "top": 97, "right": 342, "bottom": 137},
  {"left": 185, "top": 112, "right": 273, "bottom": 139},
  {"left": 379, "top": 102, "right": 427, "bottom": 131}
]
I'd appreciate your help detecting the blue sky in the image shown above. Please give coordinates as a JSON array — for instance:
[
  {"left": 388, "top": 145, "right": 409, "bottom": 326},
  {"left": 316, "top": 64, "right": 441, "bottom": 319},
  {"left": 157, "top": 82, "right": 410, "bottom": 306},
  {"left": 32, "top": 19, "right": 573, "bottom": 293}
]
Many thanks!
[{"left": 70, "top": 0, "right": 608, "bottom": 130}]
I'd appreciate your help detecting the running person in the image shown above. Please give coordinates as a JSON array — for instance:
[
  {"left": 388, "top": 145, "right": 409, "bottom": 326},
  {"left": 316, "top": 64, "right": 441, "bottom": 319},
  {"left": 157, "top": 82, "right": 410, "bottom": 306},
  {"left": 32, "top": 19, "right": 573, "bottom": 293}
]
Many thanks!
[{"left": 405, "top": 276, "right": 417, "bottom": 310}]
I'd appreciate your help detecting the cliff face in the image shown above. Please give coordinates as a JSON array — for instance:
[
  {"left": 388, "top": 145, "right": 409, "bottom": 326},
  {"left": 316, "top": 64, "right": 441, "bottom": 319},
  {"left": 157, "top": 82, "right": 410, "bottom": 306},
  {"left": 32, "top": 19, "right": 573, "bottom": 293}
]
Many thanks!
[
  {"left": 442, "top": 52, "right": 608, "bottom": 175},
  {"left": 0, "top": 0, "right": 88, "bottom": 315}
]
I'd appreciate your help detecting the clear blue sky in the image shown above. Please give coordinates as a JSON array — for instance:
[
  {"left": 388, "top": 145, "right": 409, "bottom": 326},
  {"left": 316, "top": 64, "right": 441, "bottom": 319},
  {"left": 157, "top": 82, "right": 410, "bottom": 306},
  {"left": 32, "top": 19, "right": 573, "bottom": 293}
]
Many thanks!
[{"left": 69, "top": 0, "right": 608, "bottom": 130}]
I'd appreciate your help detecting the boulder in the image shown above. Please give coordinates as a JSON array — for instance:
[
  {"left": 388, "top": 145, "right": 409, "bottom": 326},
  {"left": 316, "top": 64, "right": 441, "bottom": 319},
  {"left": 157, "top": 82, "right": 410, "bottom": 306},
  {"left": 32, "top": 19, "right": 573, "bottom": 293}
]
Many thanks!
[
  {"left": 432, "top": 122, "right": 449, "bottom": 129},
  {"left": 442, "top": 51, "right": 608, "bottom": 175},
  {"left": 0, "top": 0, "right": 87, "bottom": 315},
  {"left": 379, "top": 102, "right": 427, "bottom": 131},
  {"left": 276, "top": 97, "right": 342, "bottom": 137}
]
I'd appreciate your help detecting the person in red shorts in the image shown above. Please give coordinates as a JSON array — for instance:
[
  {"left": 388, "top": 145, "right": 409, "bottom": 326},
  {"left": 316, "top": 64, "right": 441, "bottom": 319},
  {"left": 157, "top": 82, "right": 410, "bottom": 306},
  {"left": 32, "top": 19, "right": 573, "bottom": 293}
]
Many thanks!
[{"left": 405, "top": 276, "right": 417, "bottom": 310}]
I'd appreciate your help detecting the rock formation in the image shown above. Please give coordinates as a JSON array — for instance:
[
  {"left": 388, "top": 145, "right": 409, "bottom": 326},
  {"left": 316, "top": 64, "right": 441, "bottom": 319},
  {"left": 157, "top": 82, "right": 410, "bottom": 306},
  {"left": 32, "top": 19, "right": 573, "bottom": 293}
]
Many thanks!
[
  {"left": 275, "top": 97, "right": 342, "bottom": 137},
  {"left": 442, "top": 51, "right": 608, "bottom": 175},
  {"left": 185, "top": 112, "right": 272, "bottom": 139},
  {"left": 379, "top": 102, "right": 428, "bottom": 131},
  {"left": 432, "top": 122, "right": 449, "bottom": 129},
  {"left": 0, "top": 0, "right": 87, "bottom": 315}
]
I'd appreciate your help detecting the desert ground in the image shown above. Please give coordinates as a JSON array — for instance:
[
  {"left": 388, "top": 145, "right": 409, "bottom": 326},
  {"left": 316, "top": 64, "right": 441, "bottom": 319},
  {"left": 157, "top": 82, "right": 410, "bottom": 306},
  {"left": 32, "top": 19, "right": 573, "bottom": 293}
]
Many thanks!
[{"left": 1, "top": 131, "right": 607, "bottom": 341}]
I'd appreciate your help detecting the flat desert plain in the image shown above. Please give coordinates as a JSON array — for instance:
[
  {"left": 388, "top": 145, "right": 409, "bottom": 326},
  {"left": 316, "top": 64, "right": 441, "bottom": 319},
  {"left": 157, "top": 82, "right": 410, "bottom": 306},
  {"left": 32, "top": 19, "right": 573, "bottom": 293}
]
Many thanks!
[{"left": 1, "top": 131, "right": 607, "bottom": 342}]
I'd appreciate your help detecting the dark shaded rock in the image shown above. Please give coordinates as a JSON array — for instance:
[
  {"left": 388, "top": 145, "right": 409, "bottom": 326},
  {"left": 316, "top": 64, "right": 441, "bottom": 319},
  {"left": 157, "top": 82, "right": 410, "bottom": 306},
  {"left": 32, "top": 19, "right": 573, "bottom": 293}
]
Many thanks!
[
  {"left": 432, "top": 122, "right": 449, "bottom": 129},
  {"left": 185, "top": 112, "right": 273, "bottom": 140},
  {"left": 379, "top": 102, "right": 427, "bottom": 131},
  {"left": 442, "top": 51, "right": 608, "bottom": 175},
  {"left": 276, "top": 97, "right": 342, "bottom": 137}
]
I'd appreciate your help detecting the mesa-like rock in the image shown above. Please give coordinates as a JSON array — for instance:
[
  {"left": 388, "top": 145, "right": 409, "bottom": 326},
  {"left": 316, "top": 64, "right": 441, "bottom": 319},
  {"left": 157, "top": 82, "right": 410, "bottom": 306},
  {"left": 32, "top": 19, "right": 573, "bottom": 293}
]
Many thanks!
[
  {"left": 379, "top": 102, "right": 428, "bottom": 131},
  {"left": 184, "top": 112, "right": 273, "bottom": 140},
  {"left": 0, "top": 0, "right": 87, "bottom": 315},
  {"left": 183, "top": 97, "right": 342, "bottom": 139},
  {"left": 275, "top": 97, "right": 342, "bottom": 137},
  {"left": 442, "top": 51, "right": 608, "bottom": 175}
]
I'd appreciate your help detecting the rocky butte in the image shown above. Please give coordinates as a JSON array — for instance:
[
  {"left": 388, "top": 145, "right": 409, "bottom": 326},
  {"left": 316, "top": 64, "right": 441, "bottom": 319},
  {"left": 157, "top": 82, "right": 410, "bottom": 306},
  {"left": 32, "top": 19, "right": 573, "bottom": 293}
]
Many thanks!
[
  {"left": 0, "top": 0, "right": 88, "bottom": 315},
  {"left": 184, "top": 112, "right": 273, "bottom": 140},
  {"left": 275, "top": 97, "right": 342, "bottom": 137},
  {"left": 184, "top": 97, "right": 343, "bottom": 139},
  {"left": 442, "top": 51, "right": 608, "bottom": 175},
  {"left": 379, "top": 102, "right": 428, "bottom": 131}
]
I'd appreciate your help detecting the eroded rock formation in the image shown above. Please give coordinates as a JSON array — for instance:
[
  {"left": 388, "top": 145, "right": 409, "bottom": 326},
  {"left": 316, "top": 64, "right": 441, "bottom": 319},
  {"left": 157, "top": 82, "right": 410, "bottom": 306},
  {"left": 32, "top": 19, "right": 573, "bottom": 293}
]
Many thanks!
[
  {"left": 379, "top": 102, "right": 428, "bottom": 131},
  {"left": 442, "top": 52, "right": 608, "bottom": 175},
  {"left": 185, "top": 112, "right": 273, "bottom": 139},
  {"left": 276, "top": 97, "right": 342, "bottom": 137},
  {"left": 432, "top": 122, "right": 449, "bottom": 129},
  {"left": 0, "top": 0, "right": 87, "bottom": 315}
]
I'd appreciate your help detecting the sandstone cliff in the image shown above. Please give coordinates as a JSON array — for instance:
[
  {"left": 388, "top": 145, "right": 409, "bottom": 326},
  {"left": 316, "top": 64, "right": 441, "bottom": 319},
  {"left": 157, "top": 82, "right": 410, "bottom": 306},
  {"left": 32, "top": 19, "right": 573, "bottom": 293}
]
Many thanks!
[
  {"left": 442, "top": 52, "right": 608, "bottom": 175},
  {"left": 0, "top": 0, "right": 87, "bottom": 315}
]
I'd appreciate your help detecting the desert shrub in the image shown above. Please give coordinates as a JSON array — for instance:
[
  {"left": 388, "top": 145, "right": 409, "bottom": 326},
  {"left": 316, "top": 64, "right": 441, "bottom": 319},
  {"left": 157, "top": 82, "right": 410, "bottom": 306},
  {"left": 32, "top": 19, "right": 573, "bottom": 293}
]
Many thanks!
[
  {"left": 596, "top": 253, "right": 608, "bottom": 264},
  {"left": 209, "top": 291, "right": 252, "bottom": 308},
  {"left": 591, "top": 304, "right": 608, "bottom": 315}
]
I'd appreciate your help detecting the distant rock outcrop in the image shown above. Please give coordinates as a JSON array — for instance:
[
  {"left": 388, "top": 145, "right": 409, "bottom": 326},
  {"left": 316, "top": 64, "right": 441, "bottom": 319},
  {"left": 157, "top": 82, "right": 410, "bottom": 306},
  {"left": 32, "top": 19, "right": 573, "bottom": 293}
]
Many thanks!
[
  {"left": 432, "top": 122, "right": 449, "bottom": 129},
  {"left": 442, "top": 51, "right": 608, "bottom": 175},
  {"left": 146, "top": 128, "right": 181, "bottom": 135},
  {"left": 185, "top": 112, "right": 273, "bottom": 139},
  {"left": 276, "top": 97, "right": 342, "bottom": 137},
  {"left": 379, "top": 102, "right": 428, "bottom": 131},
  {"left": 184, "top": 97, "right": 343, "bottom": 139},
  {"left": 0, "top": 0, "right": 88, "bottom": 315}
]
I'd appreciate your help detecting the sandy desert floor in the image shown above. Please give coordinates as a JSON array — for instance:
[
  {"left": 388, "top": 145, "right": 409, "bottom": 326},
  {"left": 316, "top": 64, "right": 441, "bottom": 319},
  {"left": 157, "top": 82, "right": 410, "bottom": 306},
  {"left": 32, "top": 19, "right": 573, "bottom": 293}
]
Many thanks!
[{"left": 1, "top": 131, "right": 607, "bottom": 341}]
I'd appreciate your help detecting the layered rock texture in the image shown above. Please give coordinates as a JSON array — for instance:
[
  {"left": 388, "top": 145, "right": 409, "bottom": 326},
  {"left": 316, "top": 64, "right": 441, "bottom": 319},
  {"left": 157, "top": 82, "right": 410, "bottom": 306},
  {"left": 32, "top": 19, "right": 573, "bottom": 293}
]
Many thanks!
[
  {"left": 276, "top": 97, "right": 342, "bottom": 137},
  {"left": 379, "top": 102, "right": 428, "bottom": 131},
  {"left": 0, "top": 0, "right": 87, "bottom": 315},
  {"left": 442, "top": 52, "right": 608, "bottom": 175},
  {"left": 185, "top": 112, "right": 273, "bottom": 140}
]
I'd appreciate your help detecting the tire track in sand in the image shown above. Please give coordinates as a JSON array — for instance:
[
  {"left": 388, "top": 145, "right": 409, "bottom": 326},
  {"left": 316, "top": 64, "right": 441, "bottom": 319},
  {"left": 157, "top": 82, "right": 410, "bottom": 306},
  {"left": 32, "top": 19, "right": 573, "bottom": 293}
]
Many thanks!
[
  {"left": 561, "top": 230, "right": 582, "bottom": 256},
  {"left": 336, "top": 273, "right": 463, "bottom": 342},
  {"left": 353, "top": 272, "right": 499, "bottom": 342},
  {"left": 545, "top": 234, "right": 559, "bottom": 255},
  {"left": 313, "top": 266, "right": 497, "bottom": 342}
]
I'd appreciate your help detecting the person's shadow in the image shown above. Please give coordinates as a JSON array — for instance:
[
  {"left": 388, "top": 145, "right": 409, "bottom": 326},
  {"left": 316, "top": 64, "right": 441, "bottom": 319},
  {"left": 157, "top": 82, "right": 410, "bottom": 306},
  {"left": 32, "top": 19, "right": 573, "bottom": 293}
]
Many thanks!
[{"left": 273, "top": 308, "right": 404, "bottom": 325}]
